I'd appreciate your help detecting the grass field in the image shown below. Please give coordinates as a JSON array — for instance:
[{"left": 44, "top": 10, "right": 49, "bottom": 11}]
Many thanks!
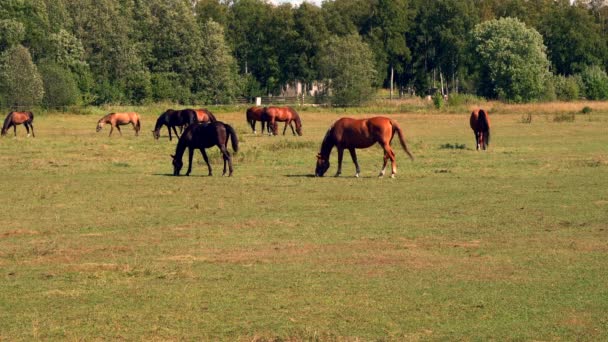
[{"left": 0, "top": 102, "right": 607, "bottom": 340}]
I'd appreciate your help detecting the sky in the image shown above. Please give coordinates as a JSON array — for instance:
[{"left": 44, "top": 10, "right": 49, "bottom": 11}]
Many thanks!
[{"left": 270, "top": 0, "right": 323, "bottom": 7}]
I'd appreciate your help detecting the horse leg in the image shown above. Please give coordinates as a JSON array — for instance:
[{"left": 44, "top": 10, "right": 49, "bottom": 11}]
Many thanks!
[
  {"left": 167, "top": 127, "right": 172, "bottom": 141},
  {"left": 379, "top": 144, "right": 396, "bottom": 178},
  {"left": 348, "top": 148, "right": 361, "bottom": 178},
  {"left": 132, "top": 122, "right": 137, "bottom": 136},
  {"left": 172, "top": 126, "right": 180, "bottom": 139},
  {"left": 474, "top": 131, "right": 480, "bottom": 150},
  {"left": 219, "top": 145, "right": 232, "bottom": 176},
  {"left": 108, "top": 125, "right": 114, "bottom": 137},
  {"left": 289, "top": 121, "right": 296, "bottom": 135},
  {"left": 24, "top": 123, "right": 30, "bottom": 137},
  {"left": 13, "top": 124, "right": 16, "bottom": 137},
  {"left": 201, "top": 149, "right": 212, "bottom": 176},
  {"left": 116, "top": 125, "right": 122, "bottom": 136},
  {"left": 29, "top": 122, "right": 34, "bottom": 137},
  {"left": 335, "top": 148, "right": 344, "bottom": 177},
  {"left": 186, "top": 147, "right": 194, "bottom": 176},
  {"left": 250, "top": 120, "right": 256, "bottom": 134},
  {"left": 283, "top": 122, "right": 289, "bottom": 135}
]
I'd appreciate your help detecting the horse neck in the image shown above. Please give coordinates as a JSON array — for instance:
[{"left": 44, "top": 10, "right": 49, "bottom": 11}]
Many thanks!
[
  {"left": 2, "top": 112, "right": 13, "bottom": 132},
  {"left": 319, "top": 130, "right": 335, "bottom": 159},
  {"left": 154, "top": 115, "right": 166, "bottom": 131},
  {"left": 174, "top": 137, "right": 188, "bottom": 159}
]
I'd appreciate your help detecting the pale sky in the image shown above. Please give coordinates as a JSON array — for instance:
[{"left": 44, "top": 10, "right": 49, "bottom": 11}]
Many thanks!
[{"left": 270, "top": 0, "right": 323, "bottom": 7}]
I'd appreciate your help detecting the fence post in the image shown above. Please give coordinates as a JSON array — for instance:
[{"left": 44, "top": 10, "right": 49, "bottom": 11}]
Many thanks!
[{"left": 255, "top": 97, "right": 261, "bottom": 106}]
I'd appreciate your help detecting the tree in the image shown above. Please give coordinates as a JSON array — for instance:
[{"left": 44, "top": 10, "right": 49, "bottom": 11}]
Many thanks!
[
  {"left": 472, "top": 17, "right": 550, "bottom": 102},
  {"left": 319, "top": 34, "right": 377, "bottom": 106},
  {"left": 0, "top": 19, "right": 25, "bottom": 52},
  {"left": 199, "top": 19, "right": 239, "bottom": 104},
  {"left": 0, "top": 45, "right": 44, "bottom": 107},
  {"left": 38, "top": 62, "right": 80, "bottom": 107},
  {"left": 580, "top": 65, "right": 608, "bottom": 100}
]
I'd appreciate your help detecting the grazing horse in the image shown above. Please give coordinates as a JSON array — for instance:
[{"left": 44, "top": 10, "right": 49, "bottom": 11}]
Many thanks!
[
  {"left": 315, "top": 117, "right": 414, "bottom": 178},
  {"left": 152, "top": 109, "right": 197, "bottom": 141},
  {"left": 171, "top": 122, "right": 239, "bottom": 177},
  {"left": 470, "top": 109, "right": 491, "bottom": 150},
  {"left": 2, "top": 111, "right": 34, "bottom": 137},
  {"left": 195, "top": 108, "right": 217, "bottom": 123},
  {"left": 96, "top": 112, "right": 141, "bottom": 136},
  {"left": 246, "top": 106, "right": 271, "bottom": 134},
  {"left": 264, "top": 106, "right": 302, "bottom": 136}
]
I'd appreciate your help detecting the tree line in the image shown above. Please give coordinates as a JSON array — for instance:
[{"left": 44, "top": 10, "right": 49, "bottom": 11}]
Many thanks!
[{"left": 1, "top": 0, "right": 607, "bottom": 108}]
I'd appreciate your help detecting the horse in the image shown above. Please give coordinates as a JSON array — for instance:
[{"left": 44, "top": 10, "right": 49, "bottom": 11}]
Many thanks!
[
  {"left": 152, "top": 109, "right": 198, "bottom": 141},
  {"left": 246, "top": 106, "right": 270, "bottom": 134},
  {"left": 96, "top": 112, "right": 141, "bottom": 136},
  {"left": 470, "top": 109, "right": 491, "bottom": 150},
  {"left": 1, "top": 111, "right": 35, "bottom": 137},
  {"left": 195, "top": 108, "right": 217, "bottom": 123},
  {"left": 171, "top": 121, "right": 239, "bottom": 177},
  {"left": 315, "top": 117, "right": 414, "bottom": 178},
  {"left": 264, "top": 106, "right": 302, "bottom": 136}
]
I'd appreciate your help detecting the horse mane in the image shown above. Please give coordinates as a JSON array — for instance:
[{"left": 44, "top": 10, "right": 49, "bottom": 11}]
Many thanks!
[{"left": 319, "top": 128, "right": 335, "bottom": 158}]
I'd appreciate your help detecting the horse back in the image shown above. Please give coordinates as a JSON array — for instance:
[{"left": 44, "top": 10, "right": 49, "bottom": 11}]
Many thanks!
[
  {"left": 470, "top": 109, "right": 490, "bottom": 132},
  {"left": 195, "top": 108, "right": 217, "bottom": 123},
  {"left": 10, "top": 111, "right": 33, "bottom": 124},
  {"left": 246, "top": 106, "right": 265, "bottom": 120}
]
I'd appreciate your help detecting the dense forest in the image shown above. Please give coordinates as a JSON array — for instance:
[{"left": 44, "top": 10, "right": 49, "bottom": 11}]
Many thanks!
[{"left": 0, "top": 0, "right": 607, "bottom": 107}]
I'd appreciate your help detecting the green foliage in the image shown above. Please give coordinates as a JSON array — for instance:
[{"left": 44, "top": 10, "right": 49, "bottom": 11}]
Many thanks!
[
  {"left": 319, "top": 34, "right": 377, "bottom": 106},
  {"left": 472, "top": 17, "right": 551, "bottom": 103},
  {"left": 198, "top": 19, "right": 239, "bottom": 104},
  {"left": 0, "top": 19, "right": 25, "bottom": 51},
  {"left": 579, "top": 65, "right": 608, "bottom": 100},
  {"left": 38, "top": 62, "right": 80, "bottom": 107},
  {"left": 0, "top": 45, "right": 44, "bottom": 107},
  {"left": 553, "top": 74, "right": 581, "bottom": 101},
  {"left": 432, "top": 92, "right": 445, "bottom": 109}
]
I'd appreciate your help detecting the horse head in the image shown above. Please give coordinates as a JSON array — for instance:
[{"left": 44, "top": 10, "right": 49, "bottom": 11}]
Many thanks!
[
  {"left": 152, "top": 129, "right": 160, "bottom": 140},
  {"left": 171, "top": 154, "right": 183, "bottom": 176},
  {"left": 315, "top": 153, "right": 330, "bottom": 177},
  {"left": 96, "top": 120, "right": 104, "bottom": 132}
]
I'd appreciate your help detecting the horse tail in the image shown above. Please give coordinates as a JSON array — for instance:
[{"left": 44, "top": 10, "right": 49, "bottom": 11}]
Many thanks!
[
  {"left": 28, "top": 111, "right": 34, "bottom": 123},
  {"left": 478, "top": 109, "right": 490, "bottom": 145},
  {"left": 224, "top": 123, "right": 239, "bottom": 153},
  {"left": 391, "top": 120, "right": 414, "bottom": 160},
  {"left": 136, "top": 115, "right": 141, "bottom": 130}
]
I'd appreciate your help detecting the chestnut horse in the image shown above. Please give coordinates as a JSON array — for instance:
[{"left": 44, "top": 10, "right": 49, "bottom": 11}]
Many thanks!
[
  {"left": 470, "top": 109, "right": 491, "bottom": 150},
  {"left": 2, "top": 111, "right": 34, "bottom": 137},
  {"left": 195, "top": 108, "right": 217, "bottom": 123},
  {"left": 171, "top": 122, "right": 239, "bottom": 177},
  {"left": 96, "top": 112, "right": 141, "bottom": 136},
  {"left": 315, "top": 117, "right": 413, "bottom": 178},
  {"left": 246, "top": 106, "right": 270, "bottom": 134},
  {"left": 264, "top": 106, "right": 302, "bottom": 136},
  {"left": 152, "top": 109, "right": 197, "bottom": 141}
]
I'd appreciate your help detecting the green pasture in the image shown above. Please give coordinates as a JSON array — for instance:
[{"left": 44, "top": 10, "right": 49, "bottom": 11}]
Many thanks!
[{"left": 0, "top": 105, "right": 607, "bottom": 340}]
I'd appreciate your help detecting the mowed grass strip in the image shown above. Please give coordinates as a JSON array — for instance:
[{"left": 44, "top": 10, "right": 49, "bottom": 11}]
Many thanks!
[{"left": 0, "top": 106, "right": 607, "bottom": 340}]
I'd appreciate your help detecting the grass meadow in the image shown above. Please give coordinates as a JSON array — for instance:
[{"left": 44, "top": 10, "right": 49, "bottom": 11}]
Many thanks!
[{"left": 0, "top": 101, "right": 607, "bottom": 340}]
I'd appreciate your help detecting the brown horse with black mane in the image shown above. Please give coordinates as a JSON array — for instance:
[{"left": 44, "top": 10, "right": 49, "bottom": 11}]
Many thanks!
[
  {"left": 246, "top": 106, "right": 270, "bottom": 134},
  {"left": 264, "top": 106, "right": 302, "bottom": 136},
  {"left": 470, "top": 108, "right": 491, "bottom": 150},
  {"left": 96, "top": 112, "right": 141, "bottom": 136},
  {"left": 315, "top": 116, "right": 413, "bottom": 178},
  {"left": 2, "top": 111, "right": 35, "bottom": 137}
]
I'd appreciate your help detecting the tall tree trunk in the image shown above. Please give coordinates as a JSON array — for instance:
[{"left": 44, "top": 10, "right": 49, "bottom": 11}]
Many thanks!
[{"left": 390, "top": 65, "right": 394, "bottom": 100}]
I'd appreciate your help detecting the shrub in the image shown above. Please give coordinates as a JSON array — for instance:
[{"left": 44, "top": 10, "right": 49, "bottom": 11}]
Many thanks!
[
  {"left": 580, "top": 66, "right": 608, "bottom": 100},
  {"left": 38, "top": 62, "right": 80, "bottom": 108},
  {"left": 553, "top": 74, "right": 580, "bottom": 101}
]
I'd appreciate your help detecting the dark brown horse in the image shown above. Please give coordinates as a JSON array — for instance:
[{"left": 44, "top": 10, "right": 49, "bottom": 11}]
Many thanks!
[
  {"left": 264, "top": 106, "right": 302, "bottom": 136},
  {"left": 96, "top": 112, "right": 141, "bottom": 136},
  {"left": 171, "top": 122, "right": 239, "bottom": 177},
  {"left": 152, "top": 109, "right": 197, "bottom": 141},
  {"left": 246, "top": 106, "right": 270, "bottom": 134},
  {"left": 2, "top": 111, "right": 34, "bottom": 137},
  {"left": 195, "top": 108, "right": 217, "bottom": 123},
  {"left": 470, "top": 109, "right": 491, "bottom": 150},
  {"left": 315, "top": 117, "right": 413, "bottom": 178}
]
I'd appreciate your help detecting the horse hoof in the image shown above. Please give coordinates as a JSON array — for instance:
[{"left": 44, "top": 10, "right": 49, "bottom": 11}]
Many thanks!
[
  {"left": 391, "top": 174, "right": 395, "bottom": 179},
  {"left": 354, "top": 173, "right": 359, "bottom": 178}
]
